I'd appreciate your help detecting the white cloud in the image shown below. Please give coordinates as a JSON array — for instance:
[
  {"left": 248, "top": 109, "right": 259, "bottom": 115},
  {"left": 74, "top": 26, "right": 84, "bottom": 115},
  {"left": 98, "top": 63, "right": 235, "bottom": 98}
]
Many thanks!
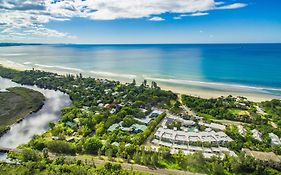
[
  {"left": 189, "top": 12, "right": 209, "bottom": 16},
  {"left": 149, "top": 17, "right": 165, "bottom": 21},
  {"left": 0, "top": 0, "right": 247, "bottom": 40},
  {"left": 215, "top": 3, "right": 247, "bottom": 10},
  {"left": 173, "top": 12, "right": 209, "bottom": 19}
]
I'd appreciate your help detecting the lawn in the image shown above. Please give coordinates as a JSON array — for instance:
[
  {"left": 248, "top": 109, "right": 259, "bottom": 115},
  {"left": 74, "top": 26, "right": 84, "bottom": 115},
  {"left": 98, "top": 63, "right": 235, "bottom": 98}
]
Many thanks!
[
  {"left": 228, "top": 108, "right": 250, "bottom": 116},
  {"left": 0, "top": 87, "right": 45, "bottom": 134}
]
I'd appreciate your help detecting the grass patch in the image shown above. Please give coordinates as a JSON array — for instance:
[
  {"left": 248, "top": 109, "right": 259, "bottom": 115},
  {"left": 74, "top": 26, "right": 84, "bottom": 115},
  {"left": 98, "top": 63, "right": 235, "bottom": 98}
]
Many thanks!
[{"left": 228, "top": 108, "right": 250, "bottom": 116}]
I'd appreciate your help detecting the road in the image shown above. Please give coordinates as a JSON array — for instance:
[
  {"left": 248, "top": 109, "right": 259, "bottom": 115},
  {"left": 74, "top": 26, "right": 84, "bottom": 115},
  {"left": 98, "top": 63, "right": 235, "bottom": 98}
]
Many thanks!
[
  {"left": 48, "top": 153, "right": 204, "bottom": 175},
  {"left": 67, "top": 156, "right": 200, "bottom": 175}
]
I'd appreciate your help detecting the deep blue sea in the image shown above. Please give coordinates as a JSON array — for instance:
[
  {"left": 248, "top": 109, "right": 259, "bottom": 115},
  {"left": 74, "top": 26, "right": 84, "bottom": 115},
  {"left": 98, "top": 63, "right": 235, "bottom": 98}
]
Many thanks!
[{"left": 0, "top": 44, "right": 281, "bottom": 98}]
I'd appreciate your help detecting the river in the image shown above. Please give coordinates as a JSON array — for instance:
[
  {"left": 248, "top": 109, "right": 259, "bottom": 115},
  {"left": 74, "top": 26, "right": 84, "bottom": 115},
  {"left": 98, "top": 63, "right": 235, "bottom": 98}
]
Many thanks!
[{"left": 0, "top": 77, "right": 71, "bottom": 161}]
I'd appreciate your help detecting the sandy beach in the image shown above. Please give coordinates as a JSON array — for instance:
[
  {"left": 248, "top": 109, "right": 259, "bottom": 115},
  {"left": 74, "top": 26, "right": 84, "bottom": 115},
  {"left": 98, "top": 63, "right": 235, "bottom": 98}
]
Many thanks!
[{"left": 0, "top": 59, "right": 279, "bottom": 102}]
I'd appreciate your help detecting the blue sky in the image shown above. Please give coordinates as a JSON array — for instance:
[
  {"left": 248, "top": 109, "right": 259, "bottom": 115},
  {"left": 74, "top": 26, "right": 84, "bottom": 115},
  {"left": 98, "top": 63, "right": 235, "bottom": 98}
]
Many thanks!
[{"left": 0, "top": 0, "right": 281, "bottom": 44}]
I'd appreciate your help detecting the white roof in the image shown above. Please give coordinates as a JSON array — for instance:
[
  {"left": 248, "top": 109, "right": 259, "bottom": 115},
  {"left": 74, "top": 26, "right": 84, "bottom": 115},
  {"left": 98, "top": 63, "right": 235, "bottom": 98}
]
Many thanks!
[
  {"left": 155, "top": 127, "right": 232, "bottom": 143},
  {"left": 269, "top": 133, "right": 281, "bottom": 145},
  {"left": 199, "top": 122, "right": 225, "bottom": 130}
]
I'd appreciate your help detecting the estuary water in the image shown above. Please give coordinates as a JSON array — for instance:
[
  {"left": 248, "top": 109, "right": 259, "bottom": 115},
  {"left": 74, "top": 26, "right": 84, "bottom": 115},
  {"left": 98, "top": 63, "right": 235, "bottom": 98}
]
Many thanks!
[
  {"left": 0, "top": 77, "right": 71, "bottom": 161},
  {"left": 0, "top": 44, "right": 280, "bottom": 99}
]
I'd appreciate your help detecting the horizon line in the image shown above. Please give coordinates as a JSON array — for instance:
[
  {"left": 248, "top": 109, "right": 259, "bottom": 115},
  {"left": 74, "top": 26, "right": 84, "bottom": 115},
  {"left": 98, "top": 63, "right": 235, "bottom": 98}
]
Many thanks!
[{"left": 1, "top": 42, "right": 281, "bottom": 45}]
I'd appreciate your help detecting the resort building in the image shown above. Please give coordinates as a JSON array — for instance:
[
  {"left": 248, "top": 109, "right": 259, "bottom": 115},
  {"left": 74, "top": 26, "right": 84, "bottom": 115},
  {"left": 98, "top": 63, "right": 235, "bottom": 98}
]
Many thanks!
[
  {"left": 150, "top": 142, "right": 236, "bottom": 158},
  {"left": 198, "top": 121, "right": 226, "bottom": 131},
  {"left": 269, "top": 133, "right": 281, "bottom": 145},
  {"left": 154, "top": 127, "right": 232, "bottom": 146},
  {"left": 251, "top": 129, "right": 262, "bottom": 141}
]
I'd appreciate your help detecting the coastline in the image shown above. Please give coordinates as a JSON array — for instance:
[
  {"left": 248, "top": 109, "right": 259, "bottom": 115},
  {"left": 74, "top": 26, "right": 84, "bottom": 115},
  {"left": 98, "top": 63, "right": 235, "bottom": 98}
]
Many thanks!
[{"left": 0, "top": 60, "right": 279, "bottom": 102}]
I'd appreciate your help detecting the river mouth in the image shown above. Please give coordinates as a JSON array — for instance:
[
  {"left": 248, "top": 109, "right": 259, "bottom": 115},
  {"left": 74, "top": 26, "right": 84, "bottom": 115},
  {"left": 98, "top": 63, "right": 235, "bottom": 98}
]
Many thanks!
[{"left": 0, "top": 77, "right": 71, "bottom": 160}]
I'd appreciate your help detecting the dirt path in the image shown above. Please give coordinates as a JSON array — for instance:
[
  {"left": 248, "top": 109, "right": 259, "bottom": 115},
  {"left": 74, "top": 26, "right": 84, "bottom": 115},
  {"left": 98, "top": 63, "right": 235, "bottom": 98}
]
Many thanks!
[{"left": 48, "top": 153, "right": 203, "bottom": 175}]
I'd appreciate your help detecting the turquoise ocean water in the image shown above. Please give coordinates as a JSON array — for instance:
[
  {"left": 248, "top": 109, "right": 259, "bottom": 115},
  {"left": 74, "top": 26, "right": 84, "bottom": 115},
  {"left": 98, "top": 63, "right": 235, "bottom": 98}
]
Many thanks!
[{"left": 0, "top": 44, "right": 281, "bottom": 98}]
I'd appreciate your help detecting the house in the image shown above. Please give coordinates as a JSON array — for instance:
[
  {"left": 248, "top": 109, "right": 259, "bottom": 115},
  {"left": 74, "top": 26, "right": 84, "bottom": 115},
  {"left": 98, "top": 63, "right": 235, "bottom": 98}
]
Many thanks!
[
  {"left": 112, "top": 142, "right": 120, "bottom": 147},
  {"left": 104, "top": 104, "right": 111, "bottom": 108},
  {"left": 251, "top": 129, "right": 262, "bottom": 141},
  {"left": 139, "top": 108, "right": 148, "bottom": 113},
  {"left": 166, "top": 115, "right": 195, "bottom": 127},
  {"left": 112, "top": 92, "right": 119, "bottom": 96},
  {"left": 66, "top": 121, "right": 76, "bottom": 128},
  {"left": 110, "top": 108, "right": 116, "bottom": 114},
  {"left": 269, "top": 133, "right": 281, "bottom": 145},
  {"left": 66, "top": 137, "right": 75, "bottom": 142},
  {"left": 120, "top": 127, "right": 133, "bottom": 132},
  {"left": 199, "top": 122, "right": 225, "bottom": 130},
  {"left": 132, "top": 124, "right": 147, "bottom": 133},
  {"left": 52, "top": 136, "right": 59, "bottom": 140},
  {"left": 238, "top": 125, "right": 246, "bottom": 137},
  {"left": 73, "top": 118, "right": 80, "bottom": 125},
  {"left": 107, "top": 123, "right": 120, "bottom": 132},
  {"left": 98, "top": 103, "right": 104, "bottom": 107},
  {"left": 134, "top": 110, "right": 162, "bottom": 124},
  {"left": 96, "top": 100, "right": 102, "bottom": 104}
]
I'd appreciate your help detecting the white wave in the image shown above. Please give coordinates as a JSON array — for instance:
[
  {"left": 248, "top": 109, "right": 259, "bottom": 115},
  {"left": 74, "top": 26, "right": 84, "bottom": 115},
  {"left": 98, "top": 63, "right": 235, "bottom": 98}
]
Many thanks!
[
  {"left": 0, "top": 59, "right": 26, "bottom": 67},
  {"left": 34, "top": 64, "right": 83, "bottom": 72},
  {"left": 90, "top": 70, "right": 136, "bottom": 79},
  {"left": 0, "top": 53, "right": 27, "bottom": 56},
  {"left": 143, "top": 75, "right": 281, "bottom": 92},
  {"left": 23, "top": 62, "right": 32, "bottom": 65}
]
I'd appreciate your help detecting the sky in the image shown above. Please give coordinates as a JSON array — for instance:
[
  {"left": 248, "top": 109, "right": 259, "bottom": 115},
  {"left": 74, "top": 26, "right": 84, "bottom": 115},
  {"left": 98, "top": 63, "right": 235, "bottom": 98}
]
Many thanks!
[{"left": 0, "top": 0, "right": 281, "bottom": 44}]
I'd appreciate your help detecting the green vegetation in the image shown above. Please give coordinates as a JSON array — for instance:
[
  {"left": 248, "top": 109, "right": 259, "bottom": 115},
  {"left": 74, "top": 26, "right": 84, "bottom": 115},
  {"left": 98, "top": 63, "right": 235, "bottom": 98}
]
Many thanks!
[
  {"left": 0, "top": 86, "right": 44, "bottom": 134},
  {"left": 261, "top": 99, "right": 281, "bottom": 128},
  {"left": 182, "top": 95, "right": 281, "bottom": 155},
  {"left": 0, "top": 66, "right": 280, "bottom": 175},
  {"left": 0, "top": 158, "right": 148, "bottom": 175},
  {"left": 181, "top": 95, "right": 257, "bottom": 123},
  {"left": 3, "top": 147, "right": 280, "bottom": 175}
]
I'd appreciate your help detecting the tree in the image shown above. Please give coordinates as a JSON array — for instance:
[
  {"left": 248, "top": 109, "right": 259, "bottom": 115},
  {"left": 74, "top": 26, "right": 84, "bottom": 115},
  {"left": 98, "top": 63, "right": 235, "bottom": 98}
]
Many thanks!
[
  {"left": 122, "top": 115, "right": 135, "bottom": 127},
  {"left": 84, "top": 136, "right": 103, "bottom": 154},
  {"left": 95, "top": 122, "right": 105, "bottom": 136},
  {"left": 47, "top": 140, "right": 75, "bottom": 154},
  {"left": 151, "top": 81, "right": 158, "bottom": 89},
  {"left": 132, "top": 79, "right": 136, "bottom": 86},
  {"left": 151, "top": 152, "right": 159, "bottom": 166},
  {"left": 105, "top": 148, "right": 113, "bottom": 160},
  {"left": 142, "top": 80, "right": 147, "bottom": 87},
  {"left": 21, "top": 148, "right": 40, "bottom": 162},
  {"left": 98, "top": 148, "right": 102, "bottom": 157},
  {"left": 212, "top": 162, "right": 225, "bottom": 175},
  {"left": 42, "top": 148, "right": 49, "bottom": 159}
]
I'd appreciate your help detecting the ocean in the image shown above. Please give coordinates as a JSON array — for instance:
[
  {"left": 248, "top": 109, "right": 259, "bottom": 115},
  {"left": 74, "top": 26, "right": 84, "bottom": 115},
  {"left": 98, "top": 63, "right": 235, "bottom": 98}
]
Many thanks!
[{"left": 0, "top": 43, "right": 281, "bottom": 99}]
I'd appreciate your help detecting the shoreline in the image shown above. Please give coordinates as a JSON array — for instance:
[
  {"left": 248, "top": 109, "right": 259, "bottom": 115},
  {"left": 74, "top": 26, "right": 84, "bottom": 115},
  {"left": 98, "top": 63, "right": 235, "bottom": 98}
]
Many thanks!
[{"left": 0, "top": 60, "right": 279, "bottom": 102}]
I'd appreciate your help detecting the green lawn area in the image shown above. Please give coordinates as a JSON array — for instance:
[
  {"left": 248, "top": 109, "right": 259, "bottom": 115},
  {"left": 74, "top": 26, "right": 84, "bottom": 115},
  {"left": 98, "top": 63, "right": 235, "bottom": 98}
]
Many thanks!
[
  {"left": 0, "top": 87, "right": 45, "bottom": 134},
  {"left": 228, "top": 108, "right": 250, "bottom": 116},
  {"left": 197, "top": 112, "right": 214, "bottom": 120}
]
